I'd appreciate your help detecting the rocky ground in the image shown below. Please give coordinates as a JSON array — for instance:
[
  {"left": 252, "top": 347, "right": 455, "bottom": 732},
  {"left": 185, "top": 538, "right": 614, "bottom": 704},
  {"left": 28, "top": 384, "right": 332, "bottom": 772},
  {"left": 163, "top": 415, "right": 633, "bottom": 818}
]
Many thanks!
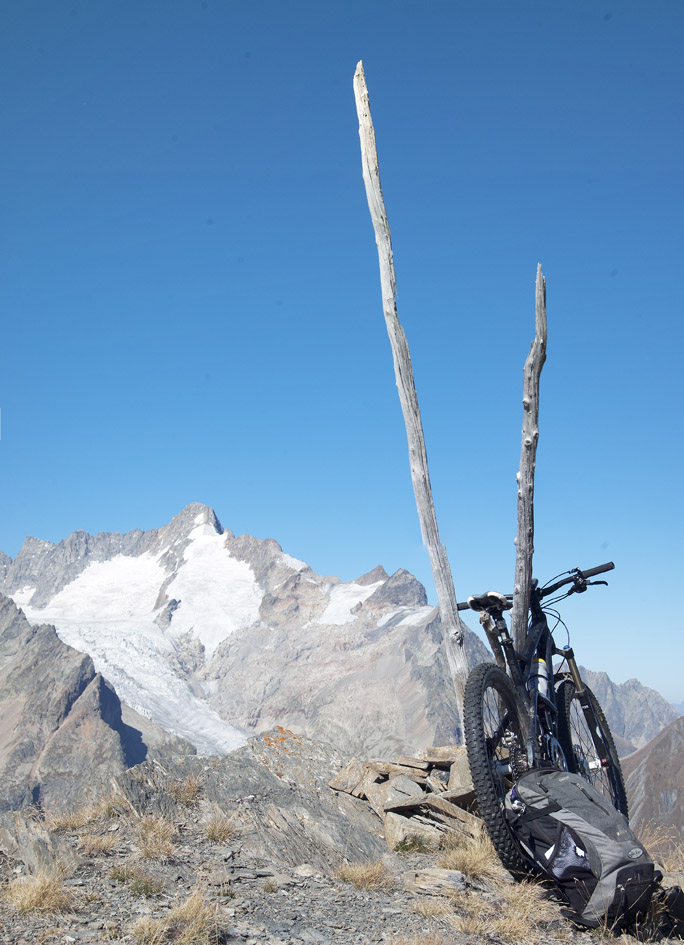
[{"left": 0, "top": 730, "right": 681, "bottom": 945}]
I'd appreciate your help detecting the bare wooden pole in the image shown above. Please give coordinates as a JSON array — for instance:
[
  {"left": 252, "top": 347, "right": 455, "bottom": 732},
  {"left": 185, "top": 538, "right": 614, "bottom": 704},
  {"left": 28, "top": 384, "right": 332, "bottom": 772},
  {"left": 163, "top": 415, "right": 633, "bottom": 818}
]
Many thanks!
[
  {"left": 353, "top": 61, "right": 470, "bottom": 706},
  {"left": 511, "top": 264, "right": 547, "bottom": 649}
]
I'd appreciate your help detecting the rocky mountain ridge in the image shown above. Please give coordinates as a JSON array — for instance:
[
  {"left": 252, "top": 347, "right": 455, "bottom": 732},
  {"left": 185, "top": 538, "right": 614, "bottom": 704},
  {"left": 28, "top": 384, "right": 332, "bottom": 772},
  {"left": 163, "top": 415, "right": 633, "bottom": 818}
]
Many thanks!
[
  {"left": 0, "top": 504, "right": 487, "bottom": 758},
  {"left": 579, "top": 667, "right": 681, "bottom": 753},
  {"left": 1, "top": 503, "right": 677, "bottom": 765},
  {"left": 623, "top": 715, "right": 684, "bottom": 840},
  {"left": 4, "top": 729, "right": 680, "bottom": 945},
  {"left": 0, "top": 596, "right": 191, "bottom": 814}
]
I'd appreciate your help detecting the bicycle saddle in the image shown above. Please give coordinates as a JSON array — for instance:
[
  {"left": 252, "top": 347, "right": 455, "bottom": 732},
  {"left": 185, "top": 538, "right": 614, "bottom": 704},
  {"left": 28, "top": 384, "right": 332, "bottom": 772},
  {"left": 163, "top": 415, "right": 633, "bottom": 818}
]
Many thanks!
[{"left": 466, "top": 591, "right": 513, "bottom": 612}]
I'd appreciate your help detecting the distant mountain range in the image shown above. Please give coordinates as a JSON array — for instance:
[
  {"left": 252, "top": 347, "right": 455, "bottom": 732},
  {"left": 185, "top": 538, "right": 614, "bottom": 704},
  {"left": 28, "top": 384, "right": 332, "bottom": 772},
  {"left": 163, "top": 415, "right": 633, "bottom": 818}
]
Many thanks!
[
  {"left": 623, "top": 715, "right": 684, "bottom": 840},
  {"left": 578, "top": 667, "right": 680, "bottom": 754},
  {"left": 0, "top": 503, "right": 679, "bottom": 820}
]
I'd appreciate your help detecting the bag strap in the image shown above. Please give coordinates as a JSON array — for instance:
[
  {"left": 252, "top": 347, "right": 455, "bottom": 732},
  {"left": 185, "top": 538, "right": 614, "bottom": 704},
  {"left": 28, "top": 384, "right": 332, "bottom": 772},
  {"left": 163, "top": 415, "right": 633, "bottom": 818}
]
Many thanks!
[{"left": 511, "top": 800, "right": 562, "bottom": 825}]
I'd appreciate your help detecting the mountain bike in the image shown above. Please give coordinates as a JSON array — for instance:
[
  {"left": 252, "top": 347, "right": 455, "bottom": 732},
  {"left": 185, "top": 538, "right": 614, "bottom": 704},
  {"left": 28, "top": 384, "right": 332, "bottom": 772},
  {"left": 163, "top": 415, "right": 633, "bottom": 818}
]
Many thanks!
[{"left": 458, "top": 562, "right": 628, "bottom": 873}]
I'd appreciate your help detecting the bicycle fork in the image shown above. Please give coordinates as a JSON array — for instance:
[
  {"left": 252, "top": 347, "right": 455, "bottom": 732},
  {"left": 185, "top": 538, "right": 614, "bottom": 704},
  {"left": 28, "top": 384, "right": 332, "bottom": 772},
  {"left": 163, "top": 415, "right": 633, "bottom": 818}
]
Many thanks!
[{"left": 558, "top": 644, "right": 612, "bottom": 773}]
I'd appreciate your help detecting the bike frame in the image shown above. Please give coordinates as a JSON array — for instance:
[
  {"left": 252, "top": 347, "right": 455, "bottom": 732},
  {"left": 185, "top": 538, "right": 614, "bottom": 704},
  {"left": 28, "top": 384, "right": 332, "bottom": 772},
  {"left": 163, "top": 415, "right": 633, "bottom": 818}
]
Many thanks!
[
  {"left": 477, "top": 588, "right": 560, "bottom": 769},
  {"left": 468, "top": 564, "right": 615, "bottom": 773}
]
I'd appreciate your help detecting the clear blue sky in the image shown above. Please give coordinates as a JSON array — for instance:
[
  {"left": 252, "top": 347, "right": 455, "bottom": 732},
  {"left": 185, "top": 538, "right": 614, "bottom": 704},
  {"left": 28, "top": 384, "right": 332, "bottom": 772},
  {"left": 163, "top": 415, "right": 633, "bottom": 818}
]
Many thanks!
[{"left": 1, "top": 1, "right": 682, "bottom": 702}]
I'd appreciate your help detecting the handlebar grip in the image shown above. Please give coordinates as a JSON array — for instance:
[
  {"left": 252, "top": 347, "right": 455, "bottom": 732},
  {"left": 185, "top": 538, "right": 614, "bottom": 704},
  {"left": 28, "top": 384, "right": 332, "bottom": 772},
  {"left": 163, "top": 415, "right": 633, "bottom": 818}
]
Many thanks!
[{"left": 580, "top": 561, "right": 615, "bottom": 579}]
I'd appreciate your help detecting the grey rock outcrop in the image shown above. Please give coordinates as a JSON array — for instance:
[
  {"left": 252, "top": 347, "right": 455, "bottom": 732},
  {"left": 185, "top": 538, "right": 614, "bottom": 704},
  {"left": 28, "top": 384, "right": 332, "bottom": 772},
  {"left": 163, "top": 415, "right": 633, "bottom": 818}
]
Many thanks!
[
  {"left": 117, "top": 730, "right": 388, "bottom": 876},
  {"left": 355, "top": 565, "right": 389, "bottom": 585},
  {"left": 0, "top": 596, "right": 191, "bottom": 813},
  {"left": 0, "top": 551, "right": 10, "bottom": 583},
  {"left": 205, "top": 606, "right": 489, "bottom": 758},
  {"left": 363, "top": 568, "right": 427, "bottom": 608}
]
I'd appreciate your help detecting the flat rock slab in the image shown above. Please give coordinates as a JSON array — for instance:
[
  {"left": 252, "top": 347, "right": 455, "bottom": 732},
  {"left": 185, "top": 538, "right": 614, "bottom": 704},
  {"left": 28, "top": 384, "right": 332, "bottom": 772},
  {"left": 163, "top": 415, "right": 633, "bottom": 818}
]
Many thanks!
[
  {"left": 383, "top": 794, "right": 481, "bottom": 838},
  {"left": 405, "top": 866, "right": 467, "bottom": 895},
  {"left": 328, "top": 756, "right": 367, "bottom": 793},
  {"left": 327, "top": 744, "right": 481, "bottom": 851},
  {"left": 439, "top": 784, "right": 478, "bottom": 811},
  {"left": 384, "top": 811, "right": 442, "bottom": 852},
  {"left": 448, "top": 749, "right": 474, "bottom": 792},
  {"left": 418, "top": 745, "right": 462, "bottom": 764},
  {"left": 396, "top": 755, "right": 430, "bottom": 770},
  {"left": 365, "top": 775, "right": 425, "bottom": 821},
  {"left": 368, "top": 761, "right": 428, "bottom": 780}
]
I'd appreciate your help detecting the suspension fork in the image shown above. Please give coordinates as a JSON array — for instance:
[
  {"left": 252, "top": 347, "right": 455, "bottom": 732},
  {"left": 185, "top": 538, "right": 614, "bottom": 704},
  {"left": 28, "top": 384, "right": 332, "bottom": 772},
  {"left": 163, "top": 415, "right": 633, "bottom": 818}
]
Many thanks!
[
  {"left": 557, "top": 644, "right": 611, "bottom": 763},
  {"left": 559, "top": 644, "right": 585, "bottom": 694}
]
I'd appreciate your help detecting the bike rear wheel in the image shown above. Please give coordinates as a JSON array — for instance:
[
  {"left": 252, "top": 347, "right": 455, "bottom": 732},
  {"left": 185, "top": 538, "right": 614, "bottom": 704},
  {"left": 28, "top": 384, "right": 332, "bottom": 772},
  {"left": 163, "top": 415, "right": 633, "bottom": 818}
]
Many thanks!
[
  {"left": 463, "top": 662, "right": 530, "bottom": 874},
  {"left": 556, "top": 679, "right": 628, "bottom": 817}
]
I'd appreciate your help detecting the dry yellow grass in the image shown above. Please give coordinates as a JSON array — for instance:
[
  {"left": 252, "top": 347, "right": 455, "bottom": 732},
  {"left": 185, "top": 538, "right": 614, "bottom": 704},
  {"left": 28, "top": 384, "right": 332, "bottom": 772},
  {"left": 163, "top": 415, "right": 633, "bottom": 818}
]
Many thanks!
[
  {"left": 132, "top": 916, "right": 167, "bottom": 945},
  {"left": 111, "top": 863, "right": 164, "bottom": 897},
  {"left": 203, "top": 809, "right": 237, "bottom": 843},
  {"left": 445, "top": 879, "right": 554, "bottom": 943},
  {"left": 4, "top": 871, "right": 74, "bottom": 914},
  {"left": 637, "top": 821, "right": 684, "bottom": 873},
  {"left": 439, "top": 826, "right": 507, "bottom": 881},
  {"left": 44, "top": 805, "right": 99, "bottom": 831},
  {"left": 334, "top": 860, "right": 393, "bottom": 890},
  {"left": 79, "top": 832, "right": 118, "bottom": 856},
  {"left": 138, "top": 815, "right": 176, "bottom": 860},
  {"left": 487, "top": 880, "right": 548, "bottom": 940},
  {"left": 132, "top": 889, "right": 221, "bottom": 944},
  {"left": 169, "top": 888, "right": 222, "bottom": 941},
  {"left": 44, "top": 795, "right": 119, "bottom": 831},
  {"left": 167, "top": 774, "right": 202, "bottom": 807},
  {"left": 410, "top": 898, "right": 453, "bottom": 919}
]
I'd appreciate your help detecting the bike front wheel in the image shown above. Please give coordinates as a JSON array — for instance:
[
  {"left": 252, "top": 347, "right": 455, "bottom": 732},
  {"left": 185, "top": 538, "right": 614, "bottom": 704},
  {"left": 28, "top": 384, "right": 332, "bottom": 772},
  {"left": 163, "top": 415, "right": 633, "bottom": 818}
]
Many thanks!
[
  {"left": 556, "top": 679, "right": 629, "bottom": 817},
  {"left": 463, "top": 662, "right": 530, "bottom": 874}
]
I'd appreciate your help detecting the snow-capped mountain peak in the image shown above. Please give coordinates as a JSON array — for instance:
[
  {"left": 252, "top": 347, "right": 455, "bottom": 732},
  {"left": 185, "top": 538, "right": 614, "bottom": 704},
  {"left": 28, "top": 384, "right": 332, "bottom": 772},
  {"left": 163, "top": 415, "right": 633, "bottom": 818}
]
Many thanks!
[
  {"left": 1, "top": 504, "right": 265, "bottom": 753},
  {"left": 0, "top": 504, "right": 475, "bottom": 757}
]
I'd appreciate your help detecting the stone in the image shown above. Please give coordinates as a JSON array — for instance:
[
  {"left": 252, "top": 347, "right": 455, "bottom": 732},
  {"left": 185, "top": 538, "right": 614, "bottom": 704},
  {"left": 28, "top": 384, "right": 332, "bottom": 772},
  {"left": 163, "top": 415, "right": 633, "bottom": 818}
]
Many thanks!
[
  {"left": 367, "top": 762, "right": 427, "bottom": 780},
  {"left": 396, "top": 756, "right": 429, "bottom": 770},
  {"left": 419, "top": 745, "right": 462, "bottom": 765},
  {"left": 382, "top": 793, "right": 481, "bottom": 838},
  {"left": 447, "top": 747, "right": 474, "bottom": 792},
  {"left": 365, "top": 776, "right": 424, "bottom": 821},
  {"left": 328, "top": 757, "right": 367, "bottom": 794},
  {"left": 405, "top": 867, "right": 467, "bottom": 895},
  {"left": 350, "top": 765, "right": 384, "bottom": 799},
  {"left": 384, "top": 812, "right": 442, "bottom": 852}
]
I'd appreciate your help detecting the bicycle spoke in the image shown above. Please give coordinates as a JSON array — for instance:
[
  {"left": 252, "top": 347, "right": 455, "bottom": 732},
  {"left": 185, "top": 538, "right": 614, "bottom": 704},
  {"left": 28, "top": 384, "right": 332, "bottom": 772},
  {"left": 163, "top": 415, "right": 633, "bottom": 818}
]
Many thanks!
[{"left": 559, "top": 684, "right": 628, "bottom": 816}]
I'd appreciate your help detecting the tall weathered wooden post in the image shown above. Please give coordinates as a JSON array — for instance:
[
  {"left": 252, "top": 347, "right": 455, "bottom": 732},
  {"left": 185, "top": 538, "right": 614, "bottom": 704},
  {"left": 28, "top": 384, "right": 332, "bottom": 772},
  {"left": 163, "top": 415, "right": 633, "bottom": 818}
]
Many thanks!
[
  {"left": 353, "top": 61, "right": 470, "bottom": 709},
  {"left": 511, "top": 264, "right": 547, "bottom": 649}
]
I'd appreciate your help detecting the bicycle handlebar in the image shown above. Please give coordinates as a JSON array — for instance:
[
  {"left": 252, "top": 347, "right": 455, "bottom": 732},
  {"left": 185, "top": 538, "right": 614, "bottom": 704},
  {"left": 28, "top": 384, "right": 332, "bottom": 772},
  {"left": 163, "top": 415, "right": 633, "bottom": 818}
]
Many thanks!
[
  {"left": 456, "top": 562, "right": 615, "bottom": 610},
  {"left": 578, "top": 561, "right": 615, "bottom": 579},
  {"left": 539, "top": 561, "right": 614, "bottom": 598}
]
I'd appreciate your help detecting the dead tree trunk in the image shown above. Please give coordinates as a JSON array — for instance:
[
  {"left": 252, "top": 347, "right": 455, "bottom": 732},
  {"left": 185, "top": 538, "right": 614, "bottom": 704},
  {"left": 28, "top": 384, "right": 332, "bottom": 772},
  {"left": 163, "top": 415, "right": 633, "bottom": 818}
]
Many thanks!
[
  {"left": 353, "top": 61, "right": 470, "bottom": 708},
  {"left": 511, "top": 264, "right": 547, "bottom": 650}
]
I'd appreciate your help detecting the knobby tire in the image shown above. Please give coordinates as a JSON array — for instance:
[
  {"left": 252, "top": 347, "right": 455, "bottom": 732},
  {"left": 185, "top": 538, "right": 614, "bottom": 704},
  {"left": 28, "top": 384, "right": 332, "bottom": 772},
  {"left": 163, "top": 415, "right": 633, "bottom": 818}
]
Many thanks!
[{"left": 463, "top": 662, "right": 530, "bottom": 874}]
